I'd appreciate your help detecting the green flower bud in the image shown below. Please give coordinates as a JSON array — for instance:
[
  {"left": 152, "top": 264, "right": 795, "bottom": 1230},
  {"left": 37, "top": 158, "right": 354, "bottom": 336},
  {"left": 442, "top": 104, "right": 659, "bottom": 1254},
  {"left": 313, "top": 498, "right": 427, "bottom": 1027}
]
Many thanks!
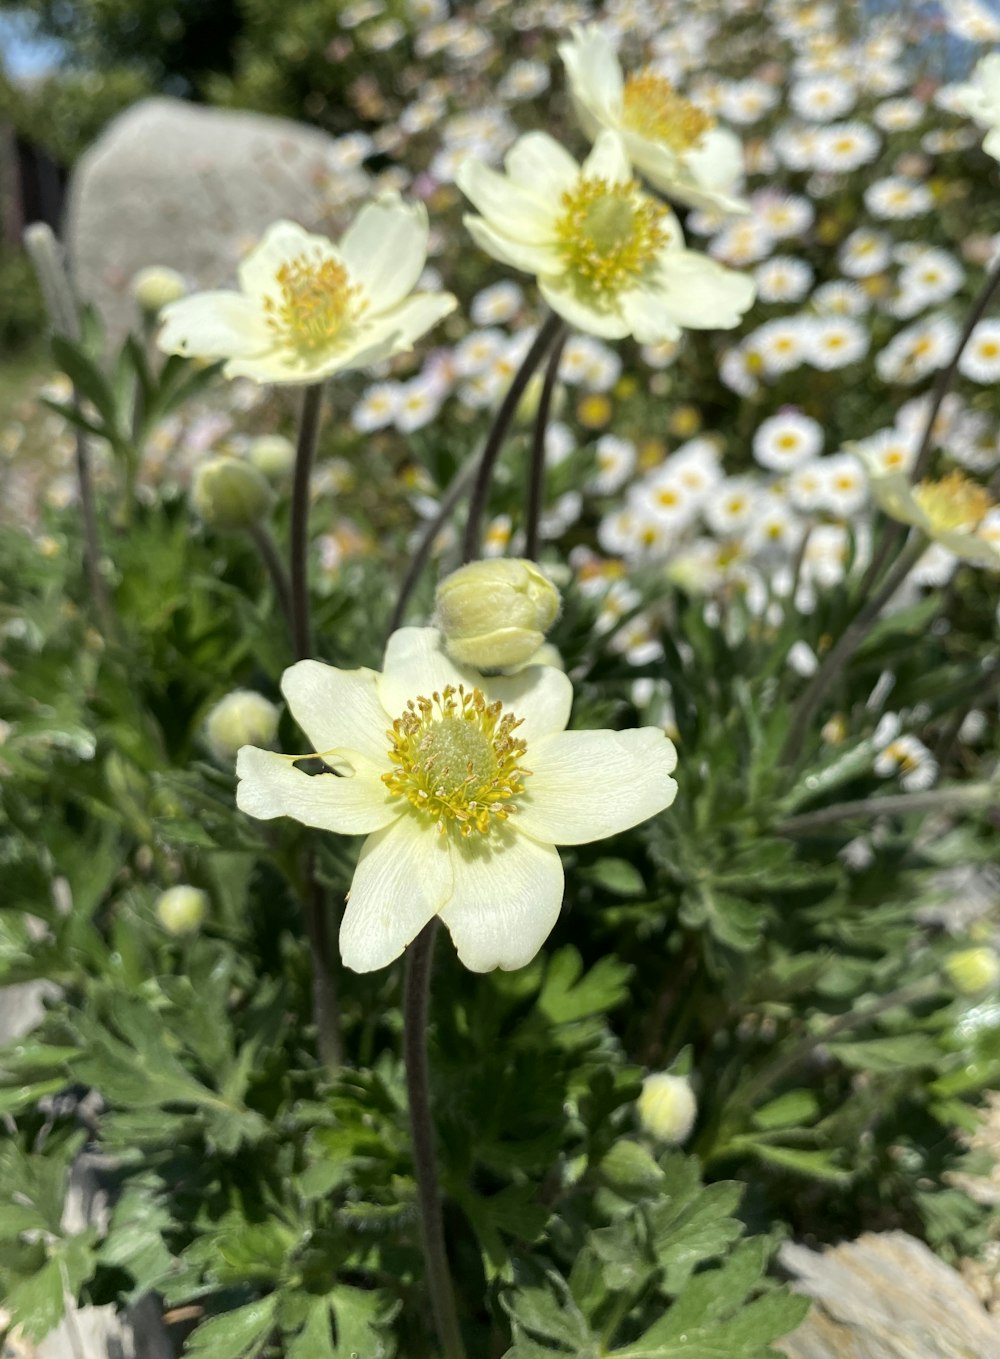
[
  {"left": 636, "top": 1072, "right": 697, "bottom": 1145},
  {"left": 156, "top": 885, "right": 208, "bottom": 936},
  {"left": 131, "top": 265, "right": 187, "bottom": 314},
  {"left": 247, "top": 434, "right": 296, "bottom": 482},
  {"left": 434, "top": 558, "right": 561, "bottom": 672},
  {"left": 191, "top": 456, "right": 274, "bottom": 530},
  {"left": 205, "top": 689, "right": 280, "bottom": 763},
  {"left": 945, "top": 947, "right": 1000, "bottom": 996}
]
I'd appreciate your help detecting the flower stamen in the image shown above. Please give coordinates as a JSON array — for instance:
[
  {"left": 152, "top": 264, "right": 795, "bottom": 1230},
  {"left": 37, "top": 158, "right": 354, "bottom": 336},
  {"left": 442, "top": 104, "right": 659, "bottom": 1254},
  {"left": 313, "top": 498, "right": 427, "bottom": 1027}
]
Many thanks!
[
  {"left": 913, "top": 471, "right": 993, "bottom": 532},
  {"left": 383, "top": 685, "right": 530, "bottom": 836},
  {"left": 262, "top": 251, "right": 366, "bottom": 355},
  {"left": 554, "top": 177, "right": 668, "bottom": 299},
  {"left": 621, "top": 71, "right": 715, "bottom": 152}
]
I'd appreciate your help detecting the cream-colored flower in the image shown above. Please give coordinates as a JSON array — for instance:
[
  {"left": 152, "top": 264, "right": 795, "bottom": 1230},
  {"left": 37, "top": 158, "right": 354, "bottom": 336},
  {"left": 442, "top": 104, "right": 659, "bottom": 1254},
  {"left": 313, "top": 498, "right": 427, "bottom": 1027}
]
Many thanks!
[
  {"left": 158, "top": 196, "right": 456, "bottom": 384},
  {"left": 559, "top": 26, "right": 748, "bottom": 213},
  {"left": 952, "top": 53, "right": 1000, "bottom": 161},
  {"left": 457, "top": 130, "right": 754, "bottom": 343},
  {"left": 236, "top": 628, "right": 678, "bottom": 973},
  {"left": 860, "top": 453, "right": 1000, "bottom": 567}
]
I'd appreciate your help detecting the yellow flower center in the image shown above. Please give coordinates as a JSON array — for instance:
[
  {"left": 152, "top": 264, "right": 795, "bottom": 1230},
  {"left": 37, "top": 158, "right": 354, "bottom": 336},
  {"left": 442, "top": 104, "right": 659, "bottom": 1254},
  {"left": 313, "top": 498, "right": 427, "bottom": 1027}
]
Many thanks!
[
  {"left": 382, "top": 685, "right": 529, "bottom": 836},
  {"left": 913, "top": 472, "right": 993, "bottom": 533},
  {"left": 262, "top": 251, "right": 365, "bottom": 355},
  {"left": 621, "top": 71, "right": 714, "bottom": 151},
  {"left": 555, "top": 177, "right": 668, "bottom": 298}
]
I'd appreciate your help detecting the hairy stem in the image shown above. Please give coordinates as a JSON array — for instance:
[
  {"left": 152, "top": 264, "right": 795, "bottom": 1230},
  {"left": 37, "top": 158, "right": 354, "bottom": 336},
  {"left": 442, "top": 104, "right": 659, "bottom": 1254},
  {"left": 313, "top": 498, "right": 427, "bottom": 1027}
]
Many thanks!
[
  {"left": 462, "top": 312, "right": 563, "bottom": 564},
  {"left": 403, "top": 921, "right": 466, "bottom": 1359},
  {"left": 779, "top": 780, "right": 998, "bottom": 835},
  {"left": 290, "top": 383, "right": 325, "bottom": 661},
  {"left": 302, "top": 851, "right": 343, "bottom": 1070},
  {"left": 524, "top": 325, "right": 568, "bottom": 562},
  {"left": 249, "top": 520, "right": 294, "bottom": 643},
  {"left": 780, "top": 534, "right": 926, "bottom": 766}
]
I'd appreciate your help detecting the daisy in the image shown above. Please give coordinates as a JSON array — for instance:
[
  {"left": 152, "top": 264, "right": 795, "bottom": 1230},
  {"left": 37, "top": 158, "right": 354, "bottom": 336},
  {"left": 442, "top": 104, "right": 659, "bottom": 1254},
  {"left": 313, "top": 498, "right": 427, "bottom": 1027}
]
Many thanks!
[
  {"left": 457, "top": 130, "right": 754, "bottom": 342},
  {"left": 704, "top": 475, "right": 758, "bottom": 536},
  {"left": 790, "top": 74, "right": 857, "bottom": 122},
  {"left": 158, "top": 199, "right": 456, "bottom": 384},
  {"left": 352, "top": 381, "right": 401, "bottom": 432},
  {"left": 806, "top": 316, "right": 869, "bottom": 369},
  {"left": 817, "top": 451, "right": 868, "bottom": 516},
  {"left": 873, "top": 97, "right": 924, "bottom": 132},
  {"left": 558, "top": 25, "right": 748, "bottom": 212},
  {"left": 588, "top": 433, "right": 636, "bottom": 493},
  {"left": 754, "top": 256, "right": 814, "bottom": 303},
  {"left": 839, "top": 227, "right": 892, "bottom": 278},
  {"left": 874, "top": 734, "right": 938, "bottom": 791},
  {"left": 470, "top": 281, "right": 524, "bottom": 325},
  {"left": 875, "top": 314, "right": 960, "bottom": 385},
  {"left": 958, "top": 320, "right": 1000, "bottom": 383},
  {"left": 814, "top": 121, "right": 881, "bottom": 173},
  {"left": 746, "top": 316, "right": 809, "bottom": 377},
  {"left": 752, "top": 409, "right": 823, "bottom": 472},
  {"left": 863, "top": 177, "right": 933, "bottom": 220},
  {"left": 811, "top": 280, "right": 870, "bottom": 315}
]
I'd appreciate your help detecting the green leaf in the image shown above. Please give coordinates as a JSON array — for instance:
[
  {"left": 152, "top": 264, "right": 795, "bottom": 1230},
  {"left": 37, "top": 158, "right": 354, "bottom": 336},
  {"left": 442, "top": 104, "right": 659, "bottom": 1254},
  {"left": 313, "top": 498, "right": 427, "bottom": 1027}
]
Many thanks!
[
  {"left": 599, "top": 1140, "right": 667, "bottom": 1196},
  {"left": 752, "top": 1091, "right": 821, "bottom": 1131},
  {"left": 538, "top": 948, "right": 632, "bottom": 1024},
  {"left": 827, "top": 1034, "right": 942, "bottom": 1072},
  {"left": 740, "top": 1142, "right": 851, "bottom": 1184},
  {"left": 4, "top": 1230, "right": 98, "bottom": 1342},
  {"left": 580, "top": 858, "right": 647, "bottom": 896},
  {"left": 183, "top": 1294, "right": 280, "bottom": 1359},
  {"left": 50, "top": 335, "right": 123, "bottom": 442}
]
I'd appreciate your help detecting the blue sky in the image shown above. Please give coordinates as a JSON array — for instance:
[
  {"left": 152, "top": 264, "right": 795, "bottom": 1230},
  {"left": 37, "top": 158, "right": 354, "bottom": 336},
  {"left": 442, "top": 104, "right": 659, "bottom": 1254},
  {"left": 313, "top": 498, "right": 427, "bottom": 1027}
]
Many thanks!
[{"left": 0, "top": 11, "right": 63, "bottom": 80}]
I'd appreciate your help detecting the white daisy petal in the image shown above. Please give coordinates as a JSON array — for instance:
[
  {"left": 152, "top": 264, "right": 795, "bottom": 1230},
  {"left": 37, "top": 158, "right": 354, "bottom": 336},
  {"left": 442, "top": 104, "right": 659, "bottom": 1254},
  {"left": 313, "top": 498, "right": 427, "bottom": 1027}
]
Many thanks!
[
  {"left": 340, "top": 818, "right": 453, "bottom": 972},
  {"left": 236, "top": 745, "right": 397, "bottom": 834},
  {"left": 281, "top": 661, "right": 389, "bottom": 764},
  {"left": 516, "top": 728, "right": 678, "bottom": 845},
  {"left": 439, "top": 830, "right": 564, "bottom": 971}
]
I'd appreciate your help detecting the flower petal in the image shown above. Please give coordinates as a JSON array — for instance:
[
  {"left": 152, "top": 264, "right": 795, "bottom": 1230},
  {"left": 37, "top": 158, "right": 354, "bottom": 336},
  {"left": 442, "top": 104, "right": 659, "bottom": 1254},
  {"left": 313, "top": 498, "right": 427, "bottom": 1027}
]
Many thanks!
[
  {"left": 486, "top": 666, "right": 574, "bottom": 743},
  {"left": 158, "top": 292, "right": 271, "bottom": 359},
  {"left": 378, "top": 627, "right": 468, "bottom": 716},
  {"left": 456, "top": 158, "right": 555, "bottom": 237},
  {"left": 281, "top": 660, "right": 390, "bottom": 764},
  {"left": 464, "top": 215, "right": 562, "bottom": 276},
  {"left": 504, "top": 131, "right": 580, "bottom": 195},
  {"left": 538, "top": 277, "right": 631, "bottom": 339},
  {"left": 237, "top": 220, "right": 336, "bottom": 297},
  {"left": 339, "top": 195, "right": 430, "bottom": 312},
  {"left": 651, "top": 250, "right": 756, "bottom": 330},
  {"left": 515, "top": 727, "right": 678, "bottom": 845},
  {"left": 236, "top": 745, "right": 397, "bottom": 834},
  {"left": 340, "top": 817, "right": 453, "bottom": 972},
  {"left": 582, "top": 129, "right": 632, "bottom": 185},
  {"left": 439, "top": 829, "right": 564, "bottom": 971},
  {"left": 559, "top": 25, "right": 624, "bottom": 122},
  {"left": 371, "top": 292, "right": 458, "bottom": 349},
  {"left": 620, "top": 288, "right": 683, "bottom": 346}
]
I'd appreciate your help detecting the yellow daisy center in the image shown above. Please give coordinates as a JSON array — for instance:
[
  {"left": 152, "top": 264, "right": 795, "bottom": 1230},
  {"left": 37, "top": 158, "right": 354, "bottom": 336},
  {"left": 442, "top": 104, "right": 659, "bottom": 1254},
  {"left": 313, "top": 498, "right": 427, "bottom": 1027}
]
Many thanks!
[
  {"left": 383, "top": 685, "right": 529, "bottom": 836},
  {"left": 621, "top": 71, "right": 714, "bottom": 152},
  {"left": 555, "top": 176, "right": 668, "bottom": 298},
  {"left": 262, "top": 251, "right": 365, "bottom": 355},
  {"left": 913, "top": 472, "right": 993, "bottom": 532}
]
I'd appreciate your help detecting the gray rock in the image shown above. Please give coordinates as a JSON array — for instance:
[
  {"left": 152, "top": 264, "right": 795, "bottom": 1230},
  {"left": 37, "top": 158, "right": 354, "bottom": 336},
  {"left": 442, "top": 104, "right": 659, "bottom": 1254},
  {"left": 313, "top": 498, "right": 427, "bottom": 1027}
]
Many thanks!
[
  {"left": 37, "top": 1298, "right": 171, "bottom": 1359},
  {"left": 0, "top": 981, "right": 60, "bottom": 1046},
  {"left": 65, "top": 96, "right": 368, "bottom": 343},
  {"left": 777, "top": 1231, "right": 1000, "bottom": 1359}
]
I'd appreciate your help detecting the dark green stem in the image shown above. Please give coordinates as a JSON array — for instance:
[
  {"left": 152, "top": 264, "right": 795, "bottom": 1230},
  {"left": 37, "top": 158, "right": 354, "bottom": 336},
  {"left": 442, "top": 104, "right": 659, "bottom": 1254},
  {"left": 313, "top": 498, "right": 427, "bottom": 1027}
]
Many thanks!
[
  {"left": 290, "top": 383, "right": 325, "bottom": 661},
  {"left": 779, "top": 534, "right": 927, "bottom": 766},
  {"left": 779, "top": 781, "right": 998, "bottom": 836},
  {"left": 403, "top": 921, "right": 466, "bottom": 1359},
  {"left": 302, "top": 851, "right": 342, "bottom": 1071},
  {"left": 462, "top": 312, "right": 563, "bottom": 564},
  {"left": 249, "top": 520, "right": 294, "bottom": 643},
  {"left": 523, "top": 324, "right": 568, "bottom": 562}
]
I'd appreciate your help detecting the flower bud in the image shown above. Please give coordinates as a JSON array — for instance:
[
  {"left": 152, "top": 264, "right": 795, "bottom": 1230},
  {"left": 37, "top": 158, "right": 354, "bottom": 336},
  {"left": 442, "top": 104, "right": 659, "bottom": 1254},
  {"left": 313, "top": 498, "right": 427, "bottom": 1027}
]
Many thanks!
[
  {"left": 131, "top": 265, "right": 187, "bottom": 314},
  {"left": 205, "top": 689, "right": 280, "bottom": 763},
  {"left": 156, "top": 885, "right": 208, "bottom": 936},
  {"left": 191, "top": 456, "right": 274, "bottom": 530},
  {"left": 636, "top": 1072, "right": 697, "bottom": 1145},
  {"left": 434, "top": 558, "right": 561, "bottom": 671},
  {"left": 945, "top": 947, "right": 1000, "bottom": 996},
  {"left": 247, "top": 434, "right": 296, "bottom": 482}
]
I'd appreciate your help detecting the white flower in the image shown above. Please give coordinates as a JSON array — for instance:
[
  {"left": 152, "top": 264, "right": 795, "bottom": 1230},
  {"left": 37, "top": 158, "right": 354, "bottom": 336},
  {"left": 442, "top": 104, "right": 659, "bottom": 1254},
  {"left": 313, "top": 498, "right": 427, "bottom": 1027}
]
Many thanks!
[
  {"left": 951, "top": 52, "right": 1000, "bottom": 160},
  {"left": 456, "top": 129, "right": 755, "bottom": 343},
  {"left": 859, "top": 455, "right": 1000, "bottom": 567},
  {"left": 863, "top": 176, "right": 933, "bottom": 220},
  {"left": 754, "top": 255, "right": 813, "bottom": 303},
  {"left": 752, "top": 409, "right": 823, "bottom": 472},
  {"left": 158, "top": 198, "right": 457, "bottom": 384},
  {"left": 958, "top": 320, "right": 1000, "bottom": 383},
  {"left": 806, "top": 316, "right": 869, "bottom": 369},
  {"left": 558, "top": 25, "right": 747, "bottom": 213},
  {"left": 236, "top": 629, "right": 678, "bottom": 972}
]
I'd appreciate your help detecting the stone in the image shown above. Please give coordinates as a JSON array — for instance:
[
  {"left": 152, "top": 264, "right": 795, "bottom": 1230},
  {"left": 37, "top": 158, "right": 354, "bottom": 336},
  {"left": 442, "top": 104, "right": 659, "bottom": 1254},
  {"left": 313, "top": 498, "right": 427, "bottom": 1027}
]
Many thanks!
[
  {"left": 65, "top": 97, "right": 368, "bottom": 344},
  {"left": 777, "top": 1230, "right": 1000, "bottom": 1359}
]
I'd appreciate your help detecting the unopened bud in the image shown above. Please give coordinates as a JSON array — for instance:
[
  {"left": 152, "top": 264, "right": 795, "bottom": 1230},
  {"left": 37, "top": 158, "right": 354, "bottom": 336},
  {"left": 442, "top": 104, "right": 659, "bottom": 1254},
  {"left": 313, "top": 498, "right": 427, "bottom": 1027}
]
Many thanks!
[
  {"left": 156, "top": 885, "right": 208, "bottom": 936},
  {"left": 434, "top": 558, "right": 561, "bottom": 671},
  {"left": 247, "top": 434, "right": 295, "bottom": 482},
  {"left": 205, "top": 690, "right": 280, "bottom": 763},
  {"left": 637, "top": 1072, "right": 697, "bottom": 1145},
  {"left": 192, "top": 456, "right": 273, "bottom": 530},
  {"left": 945, "top": 947, "right": 1000, "bottom": 996},
  {"left": 131, "top": 265, "right": 187, "bottom": 314}
]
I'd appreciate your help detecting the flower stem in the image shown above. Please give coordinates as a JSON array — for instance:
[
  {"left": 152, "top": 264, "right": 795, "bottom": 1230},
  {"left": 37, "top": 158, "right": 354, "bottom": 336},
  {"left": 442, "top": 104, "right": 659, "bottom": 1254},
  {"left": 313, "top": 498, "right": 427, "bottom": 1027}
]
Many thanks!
[
  {"left": 778, "top": 780, "right": 998, "bottom": 835},
  {"left": 248, "top": 520, "right": 294, "bottom": 644},
  {"left": 403, "top": 921, "right": 466, "bottom": 1359},
  {"left": 858, "top": 250, "right": 1000, "bottom": 596},
  {"left": 290, "top": 383, "right": 325, "bottom": 661},
  {"left": 386, "top": 452, "right": 483, "bottom": 640},
  {"left": 523, "top": 324, "right": 568, "bottom": 562},
  {"left": 302, "top": 850, "right": 343, "bottom": 1070},
  {"left": 462, "top": 311, "right": 563, "bottom": 564},
  {"left": 779, "top": 534, "right": 927, "bottom": 766}
]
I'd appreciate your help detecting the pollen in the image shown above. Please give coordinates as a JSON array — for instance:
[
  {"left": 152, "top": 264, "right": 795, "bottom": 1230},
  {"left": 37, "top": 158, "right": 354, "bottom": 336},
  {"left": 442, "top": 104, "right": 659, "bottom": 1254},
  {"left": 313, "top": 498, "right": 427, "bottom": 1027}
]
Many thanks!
[
  {"left": 262, "top": 251, "right": 365, "bottom": 355},
  {"left": 621, "top": 71, "right": 714, "bottom": 152},
  {"left": 555, "top": 177, "right": 668, "bottom": 298},
  {"left": 383, "top": 685, "right": 530, "bottom": 836},
  {"left": 913, "top": 471, "right": 993, "bottom": 533}
]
